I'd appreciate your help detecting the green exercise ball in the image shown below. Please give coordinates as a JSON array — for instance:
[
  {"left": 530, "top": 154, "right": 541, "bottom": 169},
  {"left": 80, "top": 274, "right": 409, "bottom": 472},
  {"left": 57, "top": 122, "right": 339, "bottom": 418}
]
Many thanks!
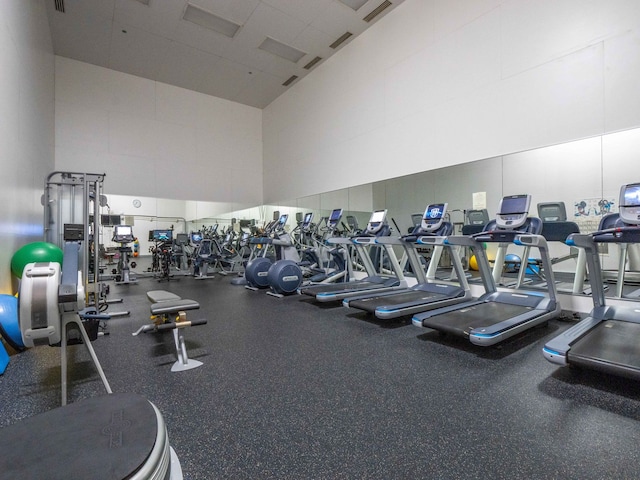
[{"left": 11, "top": 242, "right": 63, "bottom": 278}]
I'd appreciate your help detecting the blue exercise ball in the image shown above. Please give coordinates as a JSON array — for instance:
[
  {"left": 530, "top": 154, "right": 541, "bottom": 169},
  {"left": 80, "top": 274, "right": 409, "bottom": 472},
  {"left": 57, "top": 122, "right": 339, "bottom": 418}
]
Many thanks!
[
  {"left": 504, "top": 254, "right": 521, "bottom": 273},
  {"left": 0, "top": 294, "right": 24, "bottom": 351}
]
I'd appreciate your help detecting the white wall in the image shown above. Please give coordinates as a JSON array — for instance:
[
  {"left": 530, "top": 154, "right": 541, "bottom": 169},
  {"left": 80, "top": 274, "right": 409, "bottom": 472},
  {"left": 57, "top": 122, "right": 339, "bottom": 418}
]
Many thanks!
[
  {"left": 0, "top": 0, "right": 55, "bottom": 293},
  {"left": 54, "top": 57, "right": 263, "bottom": 213},
  {"left": 263, "top": 0, "right": 640, "bottom": 204}
]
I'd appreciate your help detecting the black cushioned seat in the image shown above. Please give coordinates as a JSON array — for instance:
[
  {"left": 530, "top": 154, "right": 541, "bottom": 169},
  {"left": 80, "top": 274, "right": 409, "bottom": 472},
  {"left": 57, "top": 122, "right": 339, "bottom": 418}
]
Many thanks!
[{"left": 0, "top": 393, "right": 164, "bottom": 480}]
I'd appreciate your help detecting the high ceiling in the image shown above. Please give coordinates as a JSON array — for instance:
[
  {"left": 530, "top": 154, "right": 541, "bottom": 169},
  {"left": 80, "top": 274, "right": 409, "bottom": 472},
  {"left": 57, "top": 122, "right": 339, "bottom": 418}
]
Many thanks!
[{"left": 45, "top": 0, "right": 405, "bottom": 109}]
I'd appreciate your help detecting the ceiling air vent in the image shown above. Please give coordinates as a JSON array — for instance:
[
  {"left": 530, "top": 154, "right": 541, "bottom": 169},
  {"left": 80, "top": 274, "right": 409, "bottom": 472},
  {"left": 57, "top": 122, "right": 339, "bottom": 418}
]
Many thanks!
[
  {"left": 183, "top": 4, "right": 241, "bottom": 38},
  {"left": 282, "top": 75, "right": 298, "bottom": 87},
  {"left": 330, "top": 32, "right": 353, "bottom": 49},
  {"left": 363, "top": 0, "right": 392, "bottom": 22},
  {"left": 54, "top": 0, "right": 65, "bottom": 13},
  {"left": 303, "top": 56, "right": 323, "bottom": 70}
]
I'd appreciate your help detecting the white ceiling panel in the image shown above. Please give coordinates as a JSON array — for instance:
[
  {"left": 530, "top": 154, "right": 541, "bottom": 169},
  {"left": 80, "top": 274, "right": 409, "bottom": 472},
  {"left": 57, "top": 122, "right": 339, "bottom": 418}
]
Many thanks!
[
  {"left": 54, "top": 0, "right": 116, "bottom": 21},
  {"left": 243, "top": 2, "right": 308, "bottom": 45},
  {"left": 190, "top": 0, "right": 261, "bottom": 25},
  {"left": 261, "top": 0, "right": 333, "bottom": 26},
  {"left": 113, "top": 0, "right": 183, "bottom": 39},
  {"left": 171, "top": 15, "right": 236, "bottom": 57},
  {"left": 310, "top": 0, "right": 369, "bottom": 38},
  {"left": 47, "top": 11, "right": 112, "bottom": 67},
  {"left": 198, "top": 56, "right": 256, "bottom": 100},
  {"left": 108, "top": 22, "right": 173, "bottom": 79},
  {"left": 234, "top": 70, "right": 287, "bottom": 109},
  {"left": 156, "top": 41, "right": 222, "bottom": 94},
  {"left": 294, "top": 26, "right": 336, "bottom": 62},
  {"left": 46, "top": 0, "right": 406, "bottom": 108}
]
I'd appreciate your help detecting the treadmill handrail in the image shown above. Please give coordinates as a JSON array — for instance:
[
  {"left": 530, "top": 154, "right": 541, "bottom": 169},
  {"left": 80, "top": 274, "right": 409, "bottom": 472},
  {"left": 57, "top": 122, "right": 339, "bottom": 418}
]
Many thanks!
[
  {"left": 445, "top": 235, "right": 496, "bottom": 294},
  {"left": 375, "top": 236, "right": 405, "bottom": 245},
  {"left": 591, "top": 225, "right": 640, "bottom": 241},
  {"left": 515, "top": 233, "right": 558, "bottom": 306},
  {"left": 566, "top": 233, "right": 606, "bottom": 309}
]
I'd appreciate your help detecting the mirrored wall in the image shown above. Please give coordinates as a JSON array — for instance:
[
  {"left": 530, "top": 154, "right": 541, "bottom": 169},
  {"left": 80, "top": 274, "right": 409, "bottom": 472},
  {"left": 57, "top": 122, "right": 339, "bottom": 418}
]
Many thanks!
[{"left": 100, "top": 126, "right": 640, "bottom": 288}]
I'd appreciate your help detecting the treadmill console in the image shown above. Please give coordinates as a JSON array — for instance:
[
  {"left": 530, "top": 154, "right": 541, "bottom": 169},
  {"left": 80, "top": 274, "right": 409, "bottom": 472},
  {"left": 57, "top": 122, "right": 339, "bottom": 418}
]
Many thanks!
[
  {"left": 327, "top": 208, "right": 343, "bottom": 229},
  {"left": 537, "top": 202, "right": 567, "bottom": 222},
  {"left": 496, "top": 194, "right": 531, "bottom": 229},
  {"left": 365, "top": 209, "right": 387, "bottom": 235},
  {"left": 411, "top": 213, "right": 423, "bottom": 230},
  {"left": 113, "top": 225, "right": 135, "bottom": 243},
  {"left": 466, "top": 209, "right": 489, "bottom": 226},
  {"left": 620, "top": 183, "right": 640, "bottom": 224},
  {"left": 421, "top": 203, "right": 447, "bottom": 233}
]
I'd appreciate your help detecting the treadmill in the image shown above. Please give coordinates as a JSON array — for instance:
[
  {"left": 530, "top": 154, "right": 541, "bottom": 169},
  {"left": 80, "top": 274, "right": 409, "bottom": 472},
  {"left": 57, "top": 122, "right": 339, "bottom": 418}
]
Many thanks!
[
  {"left": 412, "top": 194, "right": 562, "bottom": 346},
  {"left": 543, "top": 182, "right": 640, "bottom": 380},
  {"left": 299, "top": 209, "right": 408, "bottom": 302},
  {"left": 343, "top": 203, "right": 472, "bottom": 319}
]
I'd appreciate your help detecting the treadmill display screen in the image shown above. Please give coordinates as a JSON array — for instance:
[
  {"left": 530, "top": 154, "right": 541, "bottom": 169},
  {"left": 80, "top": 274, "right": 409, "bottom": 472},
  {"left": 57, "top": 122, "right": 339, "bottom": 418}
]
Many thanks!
[
  {"left": 424, "top": 204, "right": 445, "bottom": 220},
  {"left": 500, "top": 195, "right": 529, "bottom": 215},
  {"left": 369, "top": 210, "right": 386, "bottom": 223},
  {"left": 190, "top": 232, "right": 203, "bottom": 243},
  {"left": 623, "top": 183, "right": 640, "bottom": 206},
  {"left": 278, "top": 214, "right": 288, "bottom": 225}
]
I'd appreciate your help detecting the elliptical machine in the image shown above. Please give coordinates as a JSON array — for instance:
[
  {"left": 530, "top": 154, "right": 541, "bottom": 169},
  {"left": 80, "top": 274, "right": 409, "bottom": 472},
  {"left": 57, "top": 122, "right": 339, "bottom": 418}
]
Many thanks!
[
  {"left": 191, "top": 231, "right": 217, "bottom": 279},
  {"left": 299, "top": 208, "right": 349, "bottom": 283},
  {"left": 245, "top": 213, "right": 303, "bottom": 296},
  {"left": 112, "top": 225, "right": 137, "bottom": 284}
]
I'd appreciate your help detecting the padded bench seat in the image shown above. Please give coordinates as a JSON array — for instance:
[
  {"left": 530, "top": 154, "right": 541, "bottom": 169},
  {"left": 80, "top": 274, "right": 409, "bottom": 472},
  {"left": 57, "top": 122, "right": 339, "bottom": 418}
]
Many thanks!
[
  {"left": 150, "top": 299, "right": 200, "bottom": 315},
  {"left": 146, "top": 290, "right": 181, "bottom": 303}
]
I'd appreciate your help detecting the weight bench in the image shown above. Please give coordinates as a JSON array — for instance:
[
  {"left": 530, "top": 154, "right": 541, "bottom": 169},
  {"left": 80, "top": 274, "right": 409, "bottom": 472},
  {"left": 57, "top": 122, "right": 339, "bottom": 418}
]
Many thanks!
[{"left": 133, "top": 290, "right": 206, "bottom": 372}]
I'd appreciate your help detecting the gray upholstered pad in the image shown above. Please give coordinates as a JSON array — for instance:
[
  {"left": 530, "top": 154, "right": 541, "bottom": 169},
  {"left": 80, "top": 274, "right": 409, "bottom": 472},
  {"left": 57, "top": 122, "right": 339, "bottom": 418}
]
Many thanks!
[
  {"left": 0, "top": 393, "right": 158, "bottom": 480},
  {"left": 150, "top": 298, "right": 200, "bottom": 314},
  {"left": 146, "top": 290, "right": 181, "bottom": 303}
]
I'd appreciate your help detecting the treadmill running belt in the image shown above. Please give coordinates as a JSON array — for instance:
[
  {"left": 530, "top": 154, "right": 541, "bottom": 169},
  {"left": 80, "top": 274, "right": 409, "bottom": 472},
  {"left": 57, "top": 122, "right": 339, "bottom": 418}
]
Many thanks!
[
  {"left": 421, "top": 302, "right": 533, "bottom": 337},
  {"left": 349, "top": 290, "right": 441, "bottom": 313},
  {"left": 301, "top": 281, "right": 379, "bottom": 296},
  {"left": 569, "top": 320, "right": 640, "bottom": 380}
]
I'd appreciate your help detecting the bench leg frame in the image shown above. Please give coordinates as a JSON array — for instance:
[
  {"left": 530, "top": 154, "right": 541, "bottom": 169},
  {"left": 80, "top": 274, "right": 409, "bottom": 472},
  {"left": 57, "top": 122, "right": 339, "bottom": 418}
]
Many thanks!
[{"left": 171, "top": 328, "right": 203, "bottom": 372}]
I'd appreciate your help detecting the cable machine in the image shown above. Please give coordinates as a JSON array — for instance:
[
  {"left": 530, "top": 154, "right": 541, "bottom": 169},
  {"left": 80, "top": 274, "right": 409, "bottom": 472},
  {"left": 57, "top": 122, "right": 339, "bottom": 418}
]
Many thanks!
[{"left": 43, "top": 171, "right": 106, "bottom": 308}]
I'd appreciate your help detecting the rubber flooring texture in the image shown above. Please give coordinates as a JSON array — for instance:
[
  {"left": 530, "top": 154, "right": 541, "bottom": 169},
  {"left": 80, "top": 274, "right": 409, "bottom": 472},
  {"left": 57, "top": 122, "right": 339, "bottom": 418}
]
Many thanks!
[{"left": 1, "top": 275, "right": 640, "bottom": 479}]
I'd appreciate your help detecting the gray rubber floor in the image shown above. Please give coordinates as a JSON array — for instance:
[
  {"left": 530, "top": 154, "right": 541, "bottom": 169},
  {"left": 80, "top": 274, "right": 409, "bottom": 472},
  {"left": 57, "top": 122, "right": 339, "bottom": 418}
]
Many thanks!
[{"left": 1, "top": 275, "right": 640, "bottom": 479}]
